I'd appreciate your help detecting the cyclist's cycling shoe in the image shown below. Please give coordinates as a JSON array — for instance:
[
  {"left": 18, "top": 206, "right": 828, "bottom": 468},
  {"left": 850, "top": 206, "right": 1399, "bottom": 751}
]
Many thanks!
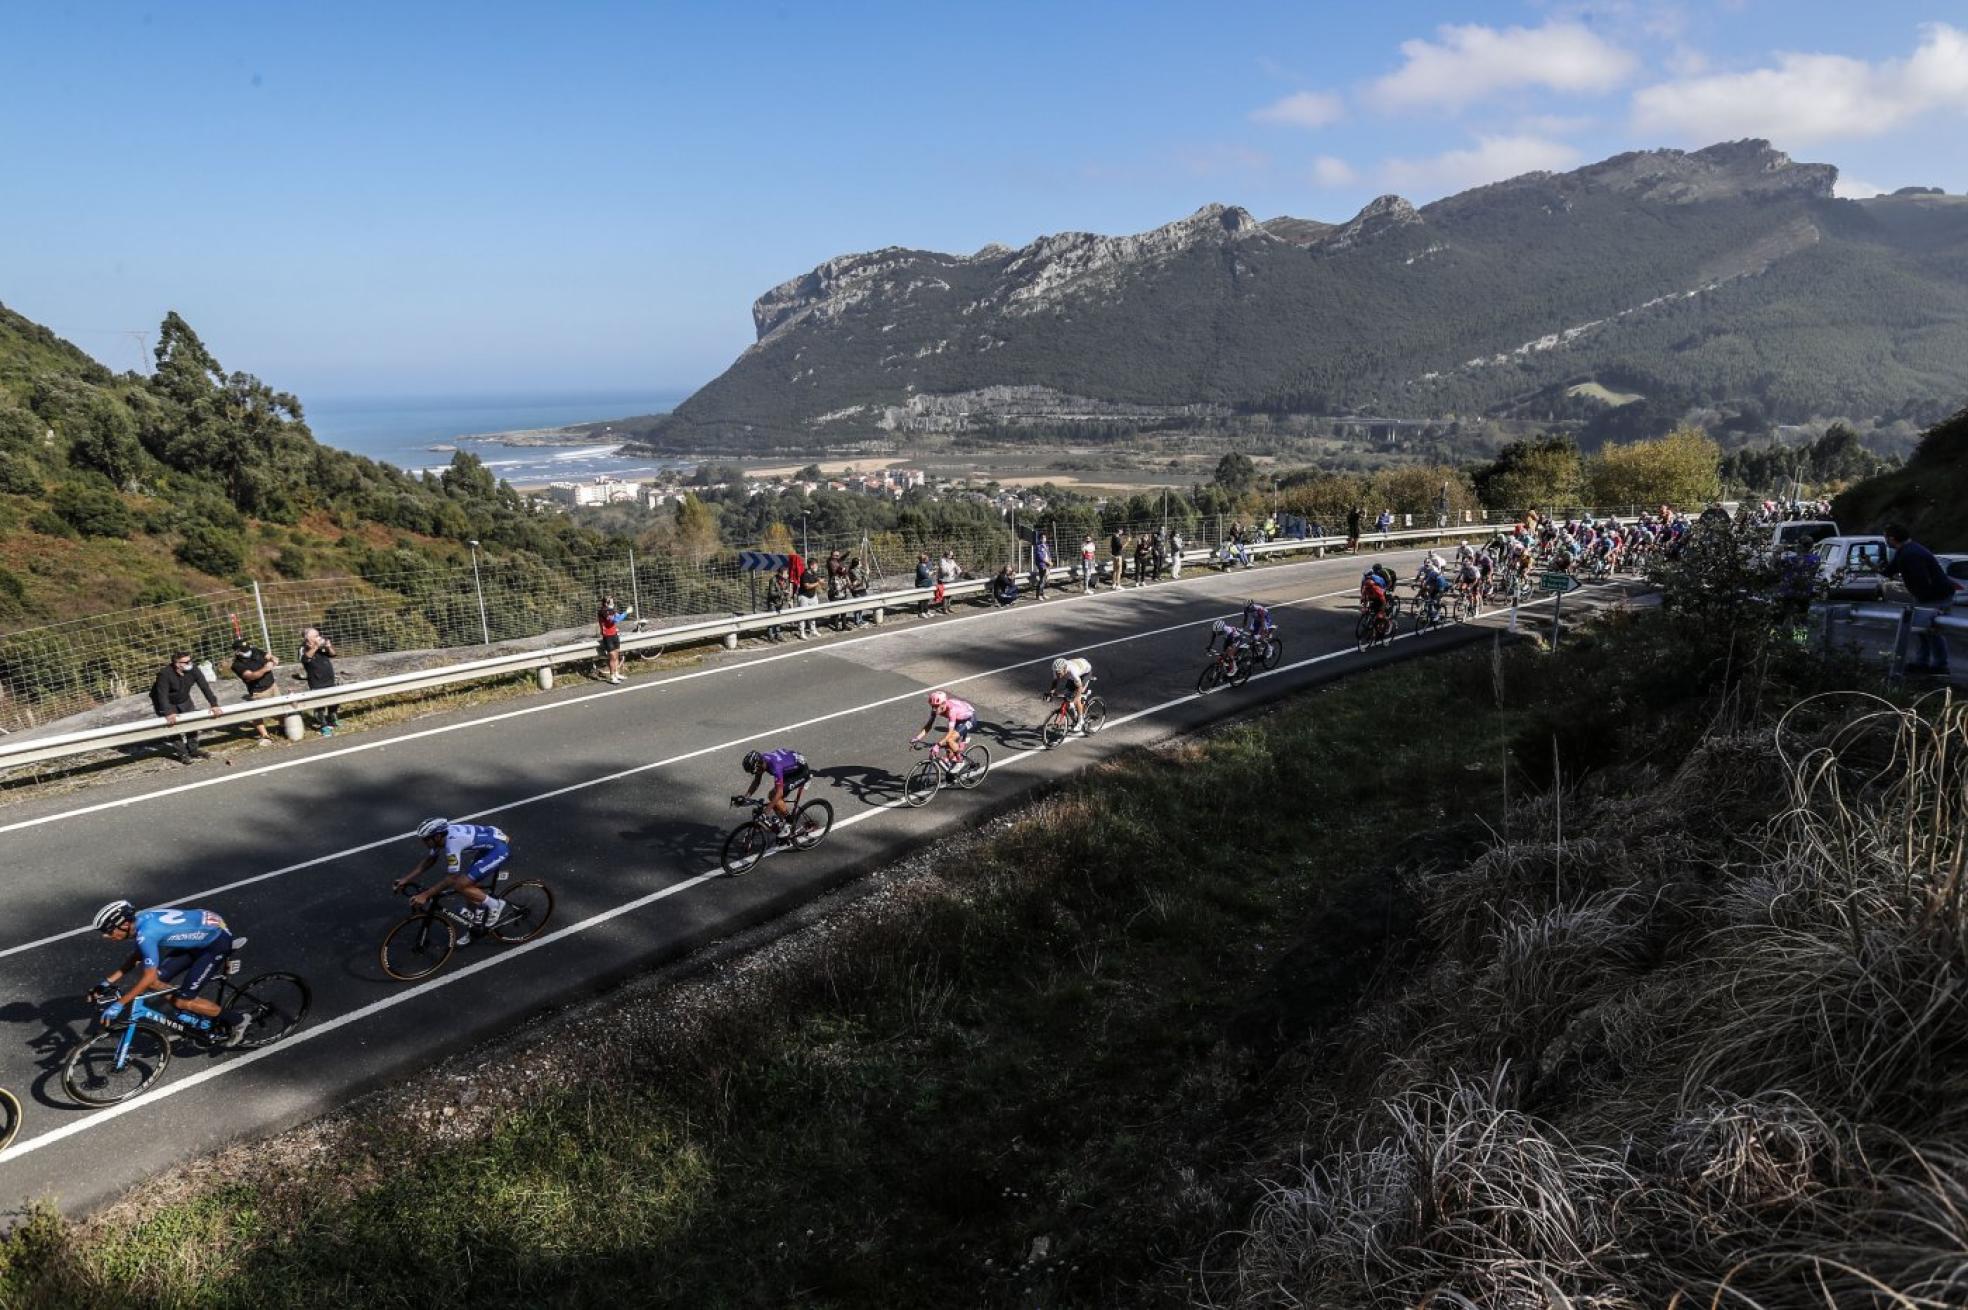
[{"left": 219, "top": 1011, "right": 251, "bottom": 1049}]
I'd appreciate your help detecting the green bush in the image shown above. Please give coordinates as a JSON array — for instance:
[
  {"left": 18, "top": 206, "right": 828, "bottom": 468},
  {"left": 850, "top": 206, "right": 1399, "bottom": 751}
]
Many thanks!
[
  {"left": 0, "top": 452, "right": 42, "bottom": 496},
  {"left": 0, "top": 566, "right": 26, "bottom": 619},
  {"left": 174, "top": 522, "right": 246, "bottom": 577},
  {"left": 272, "top": 545, "right": 309, "bottom": 579},
  {"left": 51, "top": 482, "right": 134, "bottom": 538},
  {"left": 27, "top": 509, "right": 76, "bottom": 538}
]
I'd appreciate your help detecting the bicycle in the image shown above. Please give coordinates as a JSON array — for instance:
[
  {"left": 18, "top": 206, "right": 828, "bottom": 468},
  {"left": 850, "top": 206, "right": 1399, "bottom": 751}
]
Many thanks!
[
  {"left": 1196, "top": 641, "right": 1251, "bottom": 694},
  {"left": 62, "top": 946, "right": 311, "bottom": 1107},
  {"left": 380, "top": 873, "right": 555, "bottom": 982},
  {"left": 0, "top": 1086, "right": 19, "bottom": 1152},
  {"left": 1249, "top": 629, "right": 1285, "bottom": 671},
  {"left": 1354, "top": 599, "right": 1399, "bottom": 651},
  {"left": 1040, "top": 678, "right": 1107, "bottom": 748},
  {"left": 1410, "top": 586, "right": 1452, "bottom": 634},
  {"left": 721, "top": 792, "right": 835, "bottom": 876},
  {"left": 904, "top": 737, "right": 990, "bottom": 807}
]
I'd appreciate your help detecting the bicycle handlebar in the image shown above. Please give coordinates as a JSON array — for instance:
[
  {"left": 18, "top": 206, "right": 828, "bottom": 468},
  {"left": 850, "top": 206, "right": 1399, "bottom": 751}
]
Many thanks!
[{"left": 397, "top": 881, "right": 423, "bottom": 896}]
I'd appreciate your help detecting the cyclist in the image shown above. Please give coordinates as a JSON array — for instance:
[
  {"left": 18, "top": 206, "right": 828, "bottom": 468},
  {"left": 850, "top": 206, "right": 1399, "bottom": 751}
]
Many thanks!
[
  {"left": 912, "top": 689, "right": 976, "bottom": 761},
  {"left": 1204, "top": 618, "right": 1254, "bottom": 672},
  {"left": 89, "top": 900, "right": 250, "bottom": 1047},
  {"left": 1456, "top": 553, "right": 1483, "bottom": 607},
  {"left": 1360, "top": 566, "right": 1394, "bottom": 639},
  {"left": 394, "top": 817, "right": 509, "bottom": 934},
  {"left": 734, "top": 748, "right": 811, "bottom": 835},
  {"left": 1416, "top": 556, "right": 1450, "bottom": 613},
  {"left": 1242, "top": 599, "right": 1275, "bottom": 643},
  {"left": 1045, "top": 656, "right": 1094, "bottom": 730}
]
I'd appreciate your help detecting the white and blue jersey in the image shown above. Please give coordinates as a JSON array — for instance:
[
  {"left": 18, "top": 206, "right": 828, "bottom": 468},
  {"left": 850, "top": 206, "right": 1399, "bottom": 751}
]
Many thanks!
[{"left": 440, "top": 823, "right": 511, "bottom": 884}]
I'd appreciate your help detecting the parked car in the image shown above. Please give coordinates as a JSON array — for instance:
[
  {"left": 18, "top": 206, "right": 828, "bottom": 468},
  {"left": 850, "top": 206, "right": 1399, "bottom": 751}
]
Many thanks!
[
  {"left": 1936, "top": 554, "right": 1968, "bottom": 597},
  {"left": 1769, "top": 519, "right": 1842, "bottom": 555},
  {"left": 1812, "top": 535, "right": 1889, "bottom": 600}
]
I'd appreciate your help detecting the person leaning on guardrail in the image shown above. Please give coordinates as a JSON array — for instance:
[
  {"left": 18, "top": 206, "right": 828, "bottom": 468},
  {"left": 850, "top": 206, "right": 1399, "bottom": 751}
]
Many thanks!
[
  {"left": 795, "top": 556, "right": 821, "bottom": 638},
  {"left": 229, "top": 640, "right": 281, "bottom": 745},
  {"left": 764, "top": 566, "right": 791, "bottom": 642},
  {"left": 1882, "top": 524, "right": 1955, "bottom": 677},
  {"left": 150, "top": 650, "right": 222, "bottom": 763}
]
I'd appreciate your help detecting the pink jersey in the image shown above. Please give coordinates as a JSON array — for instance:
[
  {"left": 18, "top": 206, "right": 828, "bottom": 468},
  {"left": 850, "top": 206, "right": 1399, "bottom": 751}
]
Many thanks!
[{"left": 940, "top": 697, "right": 975, "bottom": 722}]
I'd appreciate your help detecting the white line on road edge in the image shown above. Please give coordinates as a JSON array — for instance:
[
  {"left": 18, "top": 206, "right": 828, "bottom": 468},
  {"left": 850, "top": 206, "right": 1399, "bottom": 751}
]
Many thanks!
[
  {"left": 0, "top": 615, "right": 1388, "bottom": 1163},
  {"left": 0, "top": 548, "right": 1400, "bottom": 837},
  {"left": 0, "top": 587, "right": 1358, "bottom": 961}
]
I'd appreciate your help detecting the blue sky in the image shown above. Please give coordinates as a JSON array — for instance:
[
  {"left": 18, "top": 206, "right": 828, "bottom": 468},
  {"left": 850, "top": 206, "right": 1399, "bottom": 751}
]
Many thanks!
[{"left": 2, "top": 2, "right": 1963, "bottom": 399}]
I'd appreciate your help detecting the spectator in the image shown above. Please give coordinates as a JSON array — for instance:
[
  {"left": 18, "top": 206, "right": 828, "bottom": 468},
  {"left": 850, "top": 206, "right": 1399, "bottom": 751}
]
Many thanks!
[
  {"left": 1150, "top": 531, "right": 1166, "bottom": 582},
  {"left": 150, "top": 649, "right": 222, "bottom": 763},
  {"left": 229, "top": 640, "right": 280, "bottom": 744},
  {"left": 938, "top": 549, "right": 962, "bottom": 585},
  {"left": 914, "top": 552, "right": 935, "bottom": 618},
  {"left": 764, "top": 566, "right": 791, "bottom": 642},
  {"left": 1882, "top": 523, "right": 1955, "bottom": 676},
  {"left": 786, "top": 548, "right": 807, "bottom": 608},
  {"left": 1134, "top": 534, "right": 1151, "bottom": 587},
  {"left": 1031, "top": 533, "right": 1052, "bottom": 600},
  {"left": 1376, "top": 508, "right": 1394, "bottom": 536},
  {"left": 1110, "top": 527, "right": 1128, "bottom": 589},
  {"left": 795, "top": 556, "right": 821, "bottom": 638},
  {"left": 1080, "top": 534, "right": 1098, "bottom": 591},
  {"left": 826, "top": 551, "right": 849, "bottom": 631},
  {"left": 990, "top": 563, "right": 1019, "bottom": 607},
  {"left": 847, "top": 554, "right": 870, "bottom": 627},
  {"left": 1170, "top": 529, "right": 1185, "bottom": 579},
  {"left": 596, "top": 594, "right": 633, "bottom": 684},
  {"left": 1346, "top": 505, "right": 1363, "bottom": 552},
  {"left": 299, "top": 627, "right": 339, "bottom": 736}
]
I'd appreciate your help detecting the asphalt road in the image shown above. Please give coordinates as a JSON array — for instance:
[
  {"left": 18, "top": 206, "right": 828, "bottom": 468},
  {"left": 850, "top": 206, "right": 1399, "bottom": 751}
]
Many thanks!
[{"left": 0, "top": 547, "right": 1624, "bottom": 1212}]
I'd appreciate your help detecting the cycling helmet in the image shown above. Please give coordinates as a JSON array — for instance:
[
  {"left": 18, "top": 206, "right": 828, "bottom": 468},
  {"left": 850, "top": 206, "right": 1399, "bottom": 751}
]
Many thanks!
[
  {"left": 415, "top": 816, "right": 450, "bottom": 841},
  {"left": 92, "top": 899, "right": 135, "bottom": 934},
  {"left": 742, "top": 750, "right": 763, "bottom": 773},
  {"left": 1051, "top": 658, "right": 1069, "bottom": 678},
  {"left": 927, "top": 689, "right": 949, "bottom": 709},
  {"left": 1212, "top": 619, "right": 1230, "bottom": 635}
]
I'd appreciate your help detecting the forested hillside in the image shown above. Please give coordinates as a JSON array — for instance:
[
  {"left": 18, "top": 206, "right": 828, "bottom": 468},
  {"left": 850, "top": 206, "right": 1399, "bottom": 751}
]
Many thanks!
[
  {"left": 1832, "top": 405, "right": 1968, "bottom": 547},
  {"left": 632, "top": 142, "right": 1968, "bottom": 450}
]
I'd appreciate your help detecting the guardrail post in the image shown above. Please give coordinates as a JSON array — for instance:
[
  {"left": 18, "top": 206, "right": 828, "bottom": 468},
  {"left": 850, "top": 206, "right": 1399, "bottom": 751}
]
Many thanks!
[
  {"left": 537, "top": 665, "right": 554, "bottom": 691},
  {"left": 281, "top": 710, "right": 305, "bottom": 742},
  {"left": 723, "top": 632, "right": 739, "bottom": 650},
  {"left": 1891, "top": 607, "right": 1914, "bottom": 679},
  {"left": 873, "top": 604, "right": 885, "bottom": 626}
]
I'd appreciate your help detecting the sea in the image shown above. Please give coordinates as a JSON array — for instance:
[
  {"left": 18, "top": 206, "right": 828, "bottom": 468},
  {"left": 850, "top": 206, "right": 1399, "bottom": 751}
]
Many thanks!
[{"left": 304, "top": 390, "right": 696, "bottom": 488}]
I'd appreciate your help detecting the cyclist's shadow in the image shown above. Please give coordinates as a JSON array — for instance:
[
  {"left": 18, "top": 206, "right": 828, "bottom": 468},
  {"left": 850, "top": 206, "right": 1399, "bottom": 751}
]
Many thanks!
[
  {"left": 622, "top": 817, "right": 724, "bottom": 868},
  {"left": 810, "top": 763, "right": 905, "bottom": 807},
  {"left": 0, "top": 996, "right": 99, "bottom": 1111},
  {"left": 988, "top": 715, "right": 1050, "bottom": 753}
]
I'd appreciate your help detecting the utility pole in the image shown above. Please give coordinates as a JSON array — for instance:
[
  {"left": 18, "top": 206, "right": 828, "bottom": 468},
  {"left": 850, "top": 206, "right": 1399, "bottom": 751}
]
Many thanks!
[{"left": 468, "top": 540, "right": 491, "bottom": 645}]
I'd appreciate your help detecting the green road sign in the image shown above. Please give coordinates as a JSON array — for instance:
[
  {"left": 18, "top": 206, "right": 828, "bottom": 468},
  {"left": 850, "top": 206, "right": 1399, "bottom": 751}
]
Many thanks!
[{"left": 1539, "top": 572, "right": 1582, "bottom": 594}]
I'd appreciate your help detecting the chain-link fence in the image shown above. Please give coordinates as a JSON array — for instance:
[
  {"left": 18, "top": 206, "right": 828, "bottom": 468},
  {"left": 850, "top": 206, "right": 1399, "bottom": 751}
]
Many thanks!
[{"left": 0, "top": 502, "right": 1627, "bottom": 735}]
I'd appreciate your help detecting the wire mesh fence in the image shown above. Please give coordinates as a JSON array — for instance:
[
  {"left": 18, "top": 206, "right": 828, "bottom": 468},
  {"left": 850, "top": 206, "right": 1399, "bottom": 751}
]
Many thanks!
[{"left": 0, "top": 501, "right": 1590, "bottom": 736}]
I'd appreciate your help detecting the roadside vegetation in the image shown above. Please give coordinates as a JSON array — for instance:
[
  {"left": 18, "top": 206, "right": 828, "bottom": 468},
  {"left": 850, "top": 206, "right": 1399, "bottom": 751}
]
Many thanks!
[{"left": 7, "top": 523, "right": 1960, "bottom": 1307}]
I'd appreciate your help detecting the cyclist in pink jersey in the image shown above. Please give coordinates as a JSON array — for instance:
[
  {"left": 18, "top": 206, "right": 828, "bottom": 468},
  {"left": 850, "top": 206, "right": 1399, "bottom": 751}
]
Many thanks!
[{"left": 912, "top": 688, "right": 976, "bottom": 758}]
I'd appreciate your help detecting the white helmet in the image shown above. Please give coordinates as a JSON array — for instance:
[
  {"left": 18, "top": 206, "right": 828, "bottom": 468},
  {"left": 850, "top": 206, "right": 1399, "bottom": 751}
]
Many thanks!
[
  {"left": 1051, "top": 658, "right": 1069, "bottom": 678},
  {"left": 415, "top": 816, "right": 450, "bottom": 841},
  {"left": 92, "top": 899, "right": 136, "bottom": 934},
  {"left": 1212, "top": 620, "right": 1230, "bottom": 635}
]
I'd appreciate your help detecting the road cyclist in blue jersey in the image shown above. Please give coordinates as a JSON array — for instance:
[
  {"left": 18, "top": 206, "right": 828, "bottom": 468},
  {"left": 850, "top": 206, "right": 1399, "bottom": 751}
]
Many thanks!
[
  {"left": 88, "top": 900, "right": 250, "bottom": 1048},
  {"left": 735, "top": 747, "right": 813, "bottom": 838},
  {"left": 395, "top": 817, "right": 511, "bottom": 941}
]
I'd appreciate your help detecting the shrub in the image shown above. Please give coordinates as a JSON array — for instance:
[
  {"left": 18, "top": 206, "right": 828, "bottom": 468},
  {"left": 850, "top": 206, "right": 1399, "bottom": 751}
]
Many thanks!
[
  {"left": 272, "top": 545, "right": 309, "bottom": 579},
  {"left": 51, "top": 482, "right": 134, "bottom": 538},
  {"left": 0, "top": 452, "right": 42, "bottom": 496},
  {"left": 0, "top": 566, "right": 26, "bottom": 619},
  {"left": 27, "top": 509, "right": 76, "bottom": 538},
  {"left": 174, "top": 522, "right": 245, "bottom": 577}
]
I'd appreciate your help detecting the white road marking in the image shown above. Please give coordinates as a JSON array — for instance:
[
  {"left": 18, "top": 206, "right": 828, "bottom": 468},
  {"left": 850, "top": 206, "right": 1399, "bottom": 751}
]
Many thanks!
[
  {"left": 0, "top": 548, "right": 1393, "bottom": 837},
  {"left": 0, "top": 604, "right": 1398, "bottom": 1163},
  {"left": 0, "top": 587, "right": 1359, "bottom": 960}
]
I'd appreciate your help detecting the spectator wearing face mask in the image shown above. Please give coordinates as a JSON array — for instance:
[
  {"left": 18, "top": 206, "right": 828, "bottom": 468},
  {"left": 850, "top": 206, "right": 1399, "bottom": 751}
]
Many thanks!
[{"left": 150, "top": 650, "right": 222, "bottom": 763}]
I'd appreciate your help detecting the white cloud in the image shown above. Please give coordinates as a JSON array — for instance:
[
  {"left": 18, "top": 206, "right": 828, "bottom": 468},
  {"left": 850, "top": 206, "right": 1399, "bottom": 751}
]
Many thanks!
[
  {"left": 1251, "top": 90, "right": 1346, "bottom": 130},
  {"left": 1311, "top": 155, "right": 1358, "bottom": 187},
  {"left": 1379, "top": 135, "right": 1582, "bottom": 195},
  {"left": 1369, "top": 21, "right": 1638, "bottom": 111},
  {"left": 1517, "top": 113, "right": 1595, "bottom": 136},
  {"left": 1632, "top": 22, "right": 1968, "bottom": 144},
  {"left": 1834, "top": 177, "right": 1886, "bottom": 199}
]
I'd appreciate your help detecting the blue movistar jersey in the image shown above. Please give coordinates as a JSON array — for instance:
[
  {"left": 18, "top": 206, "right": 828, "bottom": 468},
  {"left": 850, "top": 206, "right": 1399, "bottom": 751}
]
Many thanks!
[
  {"left": 440, "top": 823, "right": 510, "bottom": 876},
  {"left": 132, "top": 908, "right": 230, "bottom": 971}
]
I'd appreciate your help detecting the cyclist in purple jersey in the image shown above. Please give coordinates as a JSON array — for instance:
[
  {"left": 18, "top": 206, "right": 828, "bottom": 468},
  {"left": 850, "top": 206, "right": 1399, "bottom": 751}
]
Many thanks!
[
  {"left": 736, "top": 748, "right": 812, "bottom": 833},
  {"left": 88, "top": 900, "right": 249, "bottom": 1046}
]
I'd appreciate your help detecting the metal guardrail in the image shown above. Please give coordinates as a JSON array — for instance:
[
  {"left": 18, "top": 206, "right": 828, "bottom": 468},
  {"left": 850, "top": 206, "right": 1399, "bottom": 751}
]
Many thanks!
[
  {"left": 1815, "top": 600, "right": 1967, "bottom": 679},
  {"left": 0, "top": 520, "right": 1528, "bottom": 772}
]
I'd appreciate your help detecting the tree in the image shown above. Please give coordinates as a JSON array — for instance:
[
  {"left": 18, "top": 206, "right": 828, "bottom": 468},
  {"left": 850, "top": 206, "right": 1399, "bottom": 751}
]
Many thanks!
[
  {"left": 1474, "top": 435, "right": 1583, "bottom": 513},
  {"left": 51, "top": 482, "right": 134, "bottom": 538},
  {"left": 672, "top": 493, "right": 720, "bottom": 561},
  {"left": 1213, "top": 451, "right": 1257, "bottom": 493},
  {"left": 761, "top": 521, "right": 797, "bottom": 557},
  {"left": 1587, "top": 427, "right": 1722, "bottom": 510},
  {"left": 67, "top": 393, "right": 145, "bottom": 487}
]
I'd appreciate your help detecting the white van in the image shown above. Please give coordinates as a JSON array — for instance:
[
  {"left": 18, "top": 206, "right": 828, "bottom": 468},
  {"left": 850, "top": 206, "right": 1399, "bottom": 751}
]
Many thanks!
[
  {"left": 1812, "top": 535, "right": 1889, "bottom": 600},
  {"left": 1770, "top": 520, "right": 1841, "bottom": 554}
]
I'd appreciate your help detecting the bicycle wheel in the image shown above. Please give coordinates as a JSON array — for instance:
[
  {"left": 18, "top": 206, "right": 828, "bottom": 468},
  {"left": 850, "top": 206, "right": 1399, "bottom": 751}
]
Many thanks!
[
  {"left": 956, "top": 744, "right": 991, "bottom": 788},
  {"left": 380, "top": 912, "right": 455, "bottom": 982},
  {"left": 904, "top": 760, "right": 942, "bottom": 807},
  {"left": 0, "top": 1087, "right": 20, "bottom": 1152},
  {"left": 489, "top": 881, "right": 554, "bottom": 943},
  {"left": 791, "top": 799, "right": 833, "bottom": 850},
  {"left": 721, "top": 821, "right": 769, "bottom": 876},
  {"left": 1041, "top": 712, "right": 1068, "bottom": 749},
  {"left": 1354, "top": 612, "right": 1375, "bottom": 652},
  {"left": 226, "top": 972, "right": 311, "bottom": 1049},
  {"left": 1081, "top": 697, "right": 1107, "bottom": 734},
  {"left": 1261, "top": 633, "right": 1284, "bottom": 670},
  {"left": 63, "top": 1023, "right": 171, "bottom": 1107},
  {"left": 1228, "top": 655, "right": 1251, "bottom": 688},
  {"left": 1197, "top": 662, "right": 1223, "bottom": 695}
]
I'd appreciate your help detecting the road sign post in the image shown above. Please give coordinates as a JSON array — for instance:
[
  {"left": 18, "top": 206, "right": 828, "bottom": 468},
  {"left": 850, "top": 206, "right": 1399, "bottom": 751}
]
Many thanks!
[{"left": 1538, "top": 571, "right": 1581, "bottom": 649}]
